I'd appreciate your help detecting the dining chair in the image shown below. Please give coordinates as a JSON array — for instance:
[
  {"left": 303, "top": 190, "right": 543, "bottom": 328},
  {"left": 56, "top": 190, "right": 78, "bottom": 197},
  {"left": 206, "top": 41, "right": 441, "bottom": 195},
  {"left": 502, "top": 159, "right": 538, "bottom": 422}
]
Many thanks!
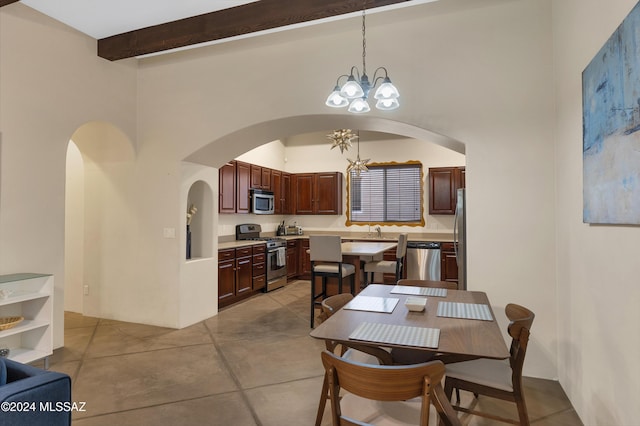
[
  {"left": 443, "top": 303, "right": 535, "bottom": 425},
  {"left": 363, "top": 233, "right": 408, "bottom": 286},
  {"left": 309, "top": 235, "right": 356, "bottom": 328},
  {"left": 321, "top": 350, "right": 462, "bottom": 426},
  {"left": 315, "top": 294, "right": 394, "bottom": 426}
]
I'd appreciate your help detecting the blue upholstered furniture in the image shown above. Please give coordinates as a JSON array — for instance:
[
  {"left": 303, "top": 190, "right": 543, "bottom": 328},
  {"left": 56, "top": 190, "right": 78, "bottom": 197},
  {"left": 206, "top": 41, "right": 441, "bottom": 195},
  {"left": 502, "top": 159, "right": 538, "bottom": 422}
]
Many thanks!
[{"left": 0, "top": 357, "right": 72, "bottom": 426}]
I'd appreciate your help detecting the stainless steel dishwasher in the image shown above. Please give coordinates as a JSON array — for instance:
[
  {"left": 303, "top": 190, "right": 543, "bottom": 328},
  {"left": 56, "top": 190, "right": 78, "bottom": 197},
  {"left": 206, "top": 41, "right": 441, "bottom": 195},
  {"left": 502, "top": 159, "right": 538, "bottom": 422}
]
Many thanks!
[{"left": 406, "top": 241, "right": 441, "bottom": 280}]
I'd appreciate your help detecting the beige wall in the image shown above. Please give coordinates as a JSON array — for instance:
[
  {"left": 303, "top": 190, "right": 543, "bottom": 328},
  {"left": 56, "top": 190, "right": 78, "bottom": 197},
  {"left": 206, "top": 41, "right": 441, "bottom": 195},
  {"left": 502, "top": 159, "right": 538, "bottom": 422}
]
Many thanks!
[
  {"left": 0, "top": 5, "right": 138, "bottom": 346},
  {"left": 553, "top": 0, "right": 640, "bottom": 424}
]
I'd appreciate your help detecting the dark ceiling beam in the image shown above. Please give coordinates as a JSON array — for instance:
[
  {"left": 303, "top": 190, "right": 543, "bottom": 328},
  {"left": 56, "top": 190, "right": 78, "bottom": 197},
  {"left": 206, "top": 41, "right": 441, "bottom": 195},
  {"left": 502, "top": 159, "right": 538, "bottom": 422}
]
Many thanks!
[
  {"left": 98, "top": 0, "right": 412, "bottom": 61},
  {"left": 0, "top": 0, "right": 20, "bottom": 7}
]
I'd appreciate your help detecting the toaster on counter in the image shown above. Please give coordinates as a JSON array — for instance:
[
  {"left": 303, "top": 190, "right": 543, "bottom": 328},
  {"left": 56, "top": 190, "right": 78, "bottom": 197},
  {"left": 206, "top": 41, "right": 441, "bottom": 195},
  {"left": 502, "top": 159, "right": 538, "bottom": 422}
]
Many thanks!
[{"left": 286, "top": 226, "right": 303, "bottom": 235}]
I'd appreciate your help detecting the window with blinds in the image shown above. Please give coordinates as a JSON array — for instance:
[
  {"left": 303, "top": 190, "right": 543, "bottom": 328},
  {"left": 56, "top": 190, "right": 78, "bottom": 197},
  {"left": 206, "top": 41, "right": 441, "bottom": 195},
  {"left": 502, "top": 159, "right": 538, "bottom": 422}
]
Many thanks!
[{"left": 348, "top": 162, "right": 424, "bottom": 225}]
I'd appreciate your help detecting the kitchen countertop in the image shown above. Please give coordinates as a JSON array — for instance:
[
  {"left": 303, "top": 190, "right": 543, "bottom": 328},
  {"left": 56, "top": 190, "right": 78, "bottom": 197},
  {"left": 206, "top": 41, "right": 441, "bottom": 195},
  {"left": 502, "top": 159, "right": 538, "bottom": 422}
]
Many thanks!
[{"left": 218, "top": 230, "right": 454, "bottom": 250}]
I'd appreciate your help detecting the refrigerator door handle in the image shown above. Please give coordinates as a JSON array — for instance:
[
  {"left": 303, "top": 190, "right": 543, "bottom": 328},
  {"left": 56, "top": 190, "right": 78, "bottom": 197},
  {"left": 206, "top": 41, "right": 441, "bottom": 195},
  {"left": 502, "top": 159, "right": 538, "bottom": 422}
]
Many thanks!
[{"left": 453, "top": 205, "right": 459, "bottom": 264}]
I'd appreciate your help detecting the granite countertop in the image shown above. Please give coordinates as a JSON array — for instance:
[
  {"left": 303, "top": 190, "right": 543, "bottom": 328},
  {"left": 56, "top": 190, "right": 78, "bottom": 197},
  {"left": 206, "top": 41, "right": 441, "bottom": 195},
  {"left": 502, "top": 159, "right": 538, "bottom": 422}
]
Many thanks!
[{"left": 218, "top": 230, "right": 454, "bottom": 250}]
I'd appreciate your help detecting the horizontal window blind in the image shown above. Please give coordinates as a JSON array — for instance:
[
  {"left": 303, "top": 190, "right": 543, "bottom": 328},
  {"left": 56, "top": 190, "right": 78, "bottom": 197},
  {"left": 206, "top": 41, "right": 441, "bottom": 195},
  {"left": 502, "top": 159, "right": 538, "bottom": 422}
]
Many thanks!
[{"left": 349, "top": 163, "right": 422, "bottom": 223}]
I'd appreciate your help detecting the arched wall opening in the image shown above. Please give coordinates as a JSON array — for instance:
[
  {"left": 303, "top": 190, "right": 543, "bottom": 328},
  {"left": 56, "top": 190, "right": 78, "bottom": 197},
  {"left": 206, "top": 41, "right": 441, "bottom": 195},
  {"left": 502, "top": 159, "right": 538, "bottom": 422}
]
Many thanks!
[
  {"left": 185, "top": 114, "right": 466, "bottom": 169},
  {"left": 64, "top": 121, "right": 136, "bottom": 317}
]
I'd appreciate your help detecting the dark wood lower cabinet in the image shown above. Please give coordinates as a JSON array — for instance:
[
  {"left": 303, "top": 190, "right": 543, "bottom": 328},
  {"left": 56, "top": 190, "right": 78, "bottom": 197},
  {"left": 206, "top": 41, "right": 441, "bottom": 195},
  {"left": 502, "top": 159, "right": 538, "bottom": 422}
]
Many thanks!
[
  {"left": 440, "top": 242, "right": 459, "bottom": 287},
  {"left": 218, "top": 244, "right": 265, "bottom": 308},
  {"left": 286, "top": 240, "right": 299, "bottom": 279}
]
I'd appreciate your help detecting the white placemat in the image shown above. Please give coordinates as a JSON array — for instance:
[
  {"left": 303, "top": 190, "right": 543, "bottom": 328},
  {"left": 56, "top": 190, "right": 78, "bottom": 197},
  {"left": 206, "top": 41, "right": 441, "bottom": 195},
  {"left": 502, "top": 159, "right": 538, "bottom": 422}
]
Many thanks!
[
  {"left": 390, "top": 285, "right": 447, "bottom": 297},
  {"left": 436, "top": 302, "right": 493, "bottom": 321},
  {"left": 343, "top": 296, "right": 399, "bottom": 313},
  {"left": 349, "top": 322, "right": 440, "bottom": 349}
]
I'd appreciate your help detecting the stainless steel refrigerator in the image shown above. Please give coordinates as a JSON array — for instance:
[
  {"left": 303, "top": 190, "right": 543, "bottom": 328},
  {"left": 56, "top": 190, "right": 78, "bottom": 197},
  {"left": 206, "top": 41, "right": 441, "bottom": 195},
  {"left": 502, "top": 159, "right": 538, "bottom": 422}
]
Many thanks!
[{"left": 454, "top": 188, "right": 467, "bottom": 290}]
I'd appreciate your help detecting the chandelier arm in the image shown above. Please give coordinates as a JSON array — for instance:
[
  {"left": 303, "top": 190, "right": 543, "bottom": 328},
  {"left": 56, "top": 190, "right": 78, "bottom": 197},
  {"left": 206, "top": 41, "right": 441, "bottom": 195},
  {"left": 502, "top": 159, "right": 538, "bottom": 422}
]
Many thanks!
[{"left": 371, "top": 67, "right": 390, "bottom": 85}]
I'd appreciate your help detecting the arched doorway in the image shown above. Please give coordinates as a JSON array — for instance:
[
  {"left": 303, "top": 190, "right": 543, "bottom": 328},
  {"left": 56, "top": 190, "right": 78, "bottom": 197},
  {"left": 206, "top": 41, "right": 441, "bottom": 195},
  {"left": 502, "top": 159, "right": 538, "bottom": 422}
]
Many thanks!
[{"left": 65, "top": 121, "right": 135, "bottom": 315}]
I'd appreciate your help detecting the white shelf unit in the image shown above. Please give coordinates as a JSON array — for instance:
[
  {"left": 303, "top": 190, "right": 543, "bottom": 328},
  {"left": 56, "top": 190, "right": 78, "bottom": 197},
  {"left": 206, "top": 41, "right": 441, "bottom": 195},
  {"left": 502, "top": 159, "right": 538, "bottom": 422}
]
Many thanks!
[{"left": 0, "top": 273, "right": 53, "bottom": 364}]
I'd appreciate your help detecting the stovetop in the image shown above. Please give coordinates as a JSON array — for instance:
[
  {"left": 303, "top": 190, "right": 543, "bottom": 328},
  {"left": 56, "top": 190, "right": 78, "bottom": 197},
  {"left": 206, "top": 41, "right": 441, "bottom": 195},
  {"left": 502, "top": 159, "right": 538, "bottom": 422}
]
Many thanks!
[{"left": 236, "top": 224, "right": 287, "bottom": 248}]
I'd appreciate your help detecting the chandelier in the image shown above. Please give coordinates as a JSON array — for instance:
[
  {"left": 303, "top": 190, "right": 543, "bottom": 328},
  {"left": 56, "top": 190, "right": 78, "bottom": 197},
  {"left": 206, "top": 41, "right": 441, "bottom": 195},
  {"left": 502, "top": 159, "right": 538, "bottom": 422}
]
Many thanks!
[
  {"left": 327, "top": 129, "right": 358, "bottom": 153},
  {"left": 346, "top": 131, "right": 370, "bottom": 176},
  {"left": 325, "top": 3, "right": 400, "bottom": 113}
]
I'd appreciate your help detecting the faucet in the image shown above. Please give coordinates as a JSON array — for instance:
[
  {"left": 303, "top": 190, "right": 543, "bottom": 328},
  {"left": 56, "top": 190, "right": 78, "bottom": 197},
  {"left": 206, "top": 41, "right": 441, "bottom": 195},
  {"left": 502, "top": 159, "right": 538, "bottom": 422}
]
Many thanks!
[{"left": 375, "top": 226, "right": 382, "bottom": 238}]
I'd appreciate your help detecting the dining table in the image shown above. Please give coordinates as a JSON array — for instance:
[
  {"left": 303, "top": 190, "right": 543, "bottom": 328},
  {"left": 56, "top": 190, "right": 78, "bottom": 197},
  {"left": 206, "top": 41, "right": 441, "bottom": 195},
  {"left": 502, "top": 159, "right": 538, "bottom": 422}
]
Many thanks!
[{"left": 310, "top": 283, "right": 509, "bottom": 360}]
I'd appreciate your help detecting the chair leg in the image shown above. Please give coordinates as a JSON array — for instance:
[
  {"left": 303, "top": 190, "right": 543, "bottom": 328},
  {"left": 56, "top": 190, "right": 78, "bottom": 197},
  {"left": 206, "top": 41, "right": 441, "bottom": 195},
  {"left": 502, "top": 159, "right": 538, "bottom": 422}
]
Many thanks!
[
  {"left": 338, "top": 274, "right": 343, "bottom": 294},
  {"left": 310, "top": 271, "right": 316, "bottom": 328},
  {"left": 314, "top": 372, "right": 329, "bottom": 426}
]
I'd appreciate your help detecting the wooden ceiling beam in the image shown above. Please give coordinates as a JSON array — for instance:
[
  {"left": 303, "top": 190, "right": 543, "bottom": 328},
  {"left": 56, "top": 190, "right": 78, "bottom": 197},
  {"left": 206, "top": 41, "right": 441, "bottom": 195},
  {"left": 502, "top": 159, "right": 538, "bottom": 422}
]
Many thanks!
[
  {"left": 98, "top": 0, "right": 411, "bottom": 61},
  {"left": 0, "top": 0, "right": 20, "bottom": 7}
]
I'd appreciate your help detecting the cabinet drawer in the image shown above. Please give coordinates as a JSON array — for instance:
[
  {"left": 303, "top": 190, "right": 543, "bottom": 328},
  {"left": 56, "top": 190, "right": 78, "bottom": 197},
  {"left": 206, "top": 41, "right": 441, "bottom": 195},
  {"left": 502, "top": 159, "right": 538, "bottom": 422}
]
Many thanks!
[
  {"left": 287, "top": 240, "right": 298, "bottom": 248},
  {"left": 253, "top": 262, "right": 265, "bottom": 276},
  {"left": 236, "top": 246, "right": 252, "bottom": 257},
  {"left": 440, "top": 242, "right": 455, "bottom": 251},
  {"left": 253, "top": 253, "right": 265, "bottom": 263},
  {"left": 252, "top": 244, "right": 266, "bottom": 254},
  {"left": 219, "top": 249, "right": 236, "bottom": 262},
  {"left": 253, "top": 275, "right": 266, "bottom": 291}
]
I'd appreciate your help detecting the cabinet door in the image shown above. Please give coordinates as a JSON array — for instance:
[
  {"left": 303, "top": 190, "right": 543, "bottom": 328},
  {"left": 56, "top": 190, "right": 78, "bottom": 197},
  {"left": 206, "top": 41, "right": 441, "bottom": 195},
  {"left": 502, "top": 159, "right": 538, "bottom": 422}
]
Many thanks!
[
  {"left": 236, "top": 161, "right": 251, "bottom": 214},
  {"left": 429, "top": 167, "right": 464, "bottom": 215},
  {"left": 316, "top": 172, "right": 343, "bottom": 215},
  {"left": 250, "top": 164, "right": 262, "bottom": 189},
  {"left": 218, "top": 259, "right": 236, "bottom": 303},
  {"left": 282, "top": 172, "right": 293, "bottom": 214},
  {"left": 271, "top": 170, "right": 282, "bottom": 214},
  {"left": 295, "top": 173, "right": 315, "bottom": 214},
  {"left": 236, "top": 256, "right": 253, "bottom": 295},
  {"left": 440, "top": 243, "right": 459, "bottom": 286},
  {"left": 299, "top": 239, "right": 311, "bottom": 279},
  {"left": 219, "top": 161, "right": 237, "bottom": 214},
  {"left": 261, "top": 167, "right": 271, "bottom": 190},
  {"left": 286, "top": 240, "right": 299, "bottom": 279}
]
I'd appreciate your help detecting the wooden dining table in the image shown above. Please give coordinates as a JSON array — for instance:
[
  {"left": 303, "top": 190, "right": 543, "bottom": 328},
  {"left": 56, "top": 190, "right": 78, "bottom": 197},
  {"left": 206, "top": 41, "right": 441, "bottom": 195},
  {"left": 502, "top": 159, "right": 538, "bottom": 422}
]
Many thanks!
[{"left": 310, "top": 283, "right": 509, "bottom": 360}]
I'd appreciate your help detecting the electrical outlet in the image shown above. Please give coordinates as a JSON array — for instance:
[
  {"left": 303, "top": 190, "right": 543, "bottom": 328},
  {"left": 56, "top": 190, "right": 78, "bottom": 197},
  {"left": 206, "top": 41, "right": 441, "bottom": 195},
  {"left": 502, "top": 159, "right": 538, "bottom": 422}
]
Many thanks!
[
  {"left": 163, "top": 227, "right": 176, "bottom": 238},
  {"left": 83, "top": 285, "right": 89, "bottom": 296}
]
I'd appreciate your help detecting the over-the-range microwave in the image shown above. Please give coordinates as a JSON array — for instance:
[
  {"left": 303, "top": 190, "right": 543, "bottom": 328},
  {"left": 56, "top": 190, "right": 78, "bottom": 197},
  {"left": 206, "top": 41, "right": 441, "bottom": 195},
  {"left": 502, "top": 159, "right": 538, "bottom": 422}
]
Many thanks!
[{"left": 251, "top": 189, "right": 275, "bottom": 215}]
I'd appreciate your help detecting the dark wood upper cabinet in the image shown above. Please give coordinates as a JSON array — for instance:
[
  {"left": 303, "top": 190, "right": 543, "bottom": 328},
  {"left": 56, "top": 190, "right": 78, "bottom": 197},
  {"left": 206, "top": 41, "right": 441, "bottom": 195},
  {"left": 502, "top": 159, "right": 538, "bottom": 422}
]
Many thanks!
[
  {"left": 219, "top": 161, "right": 237, "bottom": 214},
  {"left": 295, "top": 172, "right": 342, "bottom": 215},
  {"left": 236, "top": 161, "right": 251, "bottom": 214},
  {"left": 220, "top": 160, "right": 341, "bottom": 216},
  {"left": 428, "top": 166, "right": 465, "bottom": 215},
  {"left": 282, "top": 172, "right": 293, "bottom": 215}
]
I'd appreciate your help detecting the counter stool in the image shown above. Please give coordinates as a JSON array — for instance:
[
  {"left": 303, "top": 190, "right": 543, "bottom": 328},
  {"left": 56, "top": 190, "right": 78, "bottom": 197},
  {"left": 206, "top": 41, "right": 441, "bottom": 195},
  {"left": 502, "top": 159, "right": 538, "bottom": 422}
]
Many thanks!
[{"left": 363, "top": 233, "right": 408, "bottom": 285}]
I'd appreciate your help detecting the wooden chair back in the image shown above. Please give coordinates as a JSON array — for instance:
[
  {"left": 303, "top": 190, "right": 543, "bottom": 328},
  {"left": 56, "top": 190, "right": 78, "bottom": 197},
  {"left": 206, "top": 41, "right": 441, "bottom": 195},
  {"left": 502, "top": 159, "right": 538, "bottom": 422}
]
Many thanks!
[
  {"left": 321, "top": 350, "right": 461, "bottom": 426},
  {"left": 397, "top": 279, "right": 458, "bottom": 290},
  {"left": 321, "top": 293, "right": 354, "bottom": 319},
  {"left": 505, "top": 303, "right": 535, "bottom": 384}
]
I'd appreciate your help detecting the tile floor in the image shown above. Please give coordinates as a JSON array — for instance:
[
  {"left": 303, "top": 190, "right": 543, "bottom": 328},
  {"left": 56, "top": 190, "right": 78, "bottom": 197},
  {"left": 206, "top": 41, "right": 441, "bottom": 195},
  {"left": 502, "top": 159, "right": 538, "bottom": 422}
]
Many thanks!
[{"left": 38, "top": 280, "right": 583, "bottom": 425}]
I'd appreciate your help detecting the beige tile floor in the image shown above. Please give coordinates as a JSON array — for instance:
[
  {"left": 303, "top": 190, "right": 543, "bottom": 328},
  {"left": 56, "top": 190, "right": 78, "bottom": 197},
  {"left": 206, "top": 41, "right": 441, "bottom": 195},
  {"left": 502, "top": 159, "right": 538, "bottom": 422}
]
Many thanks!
[{"left": 37, "top": 280, "right": 583, "bottom": 425}]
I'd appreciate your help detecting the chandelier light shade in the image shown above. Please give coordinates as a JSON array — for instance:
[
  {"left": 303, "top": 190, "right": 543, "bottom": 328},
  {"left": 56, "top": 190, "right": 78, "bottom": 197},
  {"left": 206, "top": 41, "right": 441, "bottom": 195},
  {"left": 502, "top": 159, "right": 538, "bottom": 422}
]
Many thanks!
[{"left": 325, "top": 4, "right": 400, "bottom": 113}]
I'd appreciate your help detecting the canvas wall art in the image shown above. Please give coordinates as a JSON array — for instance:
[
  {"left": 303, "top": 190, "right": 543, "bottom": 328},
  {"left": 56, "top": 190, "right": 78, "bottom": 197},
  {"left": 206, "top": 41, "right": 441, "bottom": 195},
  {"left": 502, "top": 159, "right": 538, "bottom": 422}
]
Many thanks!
[{"left": 583, "top": 1, "right": 640, "bottom": 225}]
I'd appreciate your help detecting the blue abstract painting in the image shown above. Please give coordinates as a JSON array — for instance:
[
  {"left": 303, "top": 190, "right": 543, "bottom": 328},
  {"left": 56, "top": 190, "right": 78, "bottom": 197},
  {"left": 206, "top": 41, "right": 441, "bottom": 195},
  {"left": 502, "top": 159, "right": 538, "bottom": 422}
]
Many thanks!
[{"left": 583, "top": 2, "right": 640, "bottom": 224}]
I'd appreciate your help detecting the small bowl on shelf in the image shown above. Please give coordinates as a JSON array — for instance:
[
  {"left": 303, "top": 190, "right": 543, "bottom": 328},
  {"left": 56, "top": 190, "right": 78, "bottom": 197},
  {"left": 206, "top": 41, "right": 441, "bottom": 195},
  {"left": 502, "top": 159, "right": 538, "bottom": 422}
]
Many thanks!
[
  {"left": 405, "top": 297, "right": 427, "bottom": 312},
  {"left": 0, "top": 348, "right": 9, "bottom": 358}
]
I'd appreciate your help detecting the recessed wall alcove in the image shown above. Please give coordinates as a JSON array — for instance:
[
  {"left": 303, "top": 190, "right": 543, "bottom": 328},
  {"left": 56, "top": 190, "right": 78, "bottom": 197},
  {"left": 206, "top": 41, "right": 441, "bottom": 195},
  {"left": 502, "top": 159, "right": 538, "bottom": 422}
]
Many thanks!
[{"left": 186, "top": 180, "right": 213, "bottom": 260}]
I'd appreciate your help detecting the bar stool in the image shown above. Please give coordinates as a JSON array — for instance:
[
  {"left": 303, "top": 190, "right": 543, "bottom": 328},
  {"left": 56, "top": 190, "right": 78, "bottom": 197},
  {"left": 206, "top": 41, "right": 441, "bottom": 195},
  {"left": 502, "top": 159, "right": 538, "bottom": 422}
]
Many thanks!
[
  {"left": 363, "top": 233, "right": 408, "bottom": 285},
  {"left": 309, "top": 235, "right": 355, "bottom": 328}
]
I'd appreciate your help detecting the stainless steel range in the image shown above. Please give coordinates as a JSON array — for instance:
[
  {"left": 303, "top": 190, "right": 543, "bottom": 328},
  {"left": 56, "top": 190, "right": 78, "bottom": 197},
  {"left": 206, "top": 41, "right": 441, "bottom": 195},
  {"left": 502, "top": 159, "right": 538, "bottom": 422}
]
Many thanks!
[{"left": 236, "top": 224, "right": 287, "bottom": 292}]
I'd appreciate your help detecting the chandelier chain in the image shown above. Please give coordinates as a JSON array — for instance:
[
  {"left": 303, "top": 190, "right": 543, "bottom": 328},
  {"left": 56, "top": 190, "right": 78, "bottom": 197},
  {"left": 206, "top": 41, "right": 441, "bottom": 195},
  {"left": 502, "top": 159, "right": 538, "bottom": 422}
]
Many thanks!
[{"left": 361, "top": 5, "right": 367, "bottom": 76}]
